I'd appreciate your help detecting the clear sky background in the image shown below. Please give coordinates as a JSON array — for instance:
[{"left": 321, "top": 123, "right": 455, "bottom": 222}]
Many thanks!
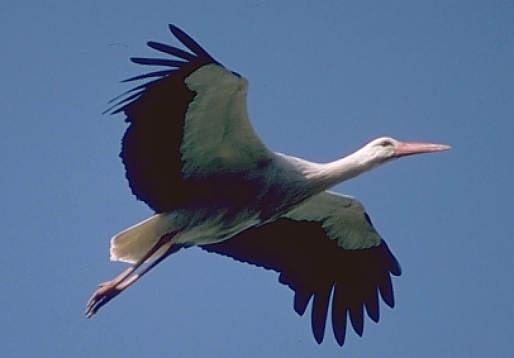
[{"left": 1, "top": 1, "right": 513, "bottom": 357}]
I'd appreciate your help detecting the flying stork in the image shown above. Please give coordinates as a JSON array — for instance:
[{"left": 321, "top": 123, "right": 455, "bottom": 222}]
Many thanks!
[{"left": 86, "top": 24, "right": 450, "bottom": 347}]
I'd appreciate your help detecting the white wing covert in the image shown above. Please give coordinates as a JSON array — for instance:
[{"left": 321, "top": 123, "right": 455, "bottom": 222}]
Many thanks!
[
  {"left": 285, "top": 191, "right": 382, "bottom": 250},
  {"left": 181, "top": 64, "right": 270, "bottom": 178}
]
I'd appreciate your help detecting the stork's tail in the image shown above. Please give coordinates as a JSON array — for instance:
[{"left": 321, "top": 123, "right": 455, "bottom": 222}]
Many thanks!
[{"left": 110, "top": 213, "right": 175, "bottom": 264}]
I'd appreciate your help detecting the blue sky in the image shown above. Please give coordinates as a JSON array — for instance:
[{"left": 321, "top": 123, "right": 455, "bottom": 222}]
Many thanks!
[{"left": 1, "top": 1, "right": 513, "bottom": 357}]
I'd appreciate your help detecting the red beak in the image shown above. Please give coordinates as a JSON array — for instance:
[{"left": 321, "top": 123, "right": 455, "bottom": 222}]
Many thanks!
[{"left": 394, "top": 142, "right": 451, "bottom": 158}]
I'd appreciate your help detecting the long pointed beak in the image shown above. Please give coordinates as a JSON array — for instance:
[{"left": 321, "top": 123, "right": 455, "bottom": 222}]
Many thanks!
[{"left": 394, "top": 141, "right": 451, "bottom": 157}]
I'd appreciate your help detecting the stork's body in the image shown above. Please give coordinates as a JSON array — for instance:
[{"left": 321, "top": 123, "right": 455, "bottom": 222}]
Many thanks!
[
  {"left": 108, "top": 150, "right": 352, "bottom": 264},
  {"left": 86, "top": 25, "right": 449, "bottom": 348}
]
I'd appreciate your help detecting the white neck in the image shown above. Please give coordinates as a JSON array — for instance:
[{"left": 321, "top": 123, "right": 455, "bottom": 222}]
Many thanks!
[{"left": 305, "top": 148, "right": 379, "bottom": 190}]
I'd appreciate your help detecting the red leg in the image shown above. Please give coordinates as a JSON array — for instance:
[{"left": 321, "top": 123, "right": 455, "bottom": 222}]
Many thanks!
[{"left": 85, "top": 233, "right": 175, "bottom": 318}]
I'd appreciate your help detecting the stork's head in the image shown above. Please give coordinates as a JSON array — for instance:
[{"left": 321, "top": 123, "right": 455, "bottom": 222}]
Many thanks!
[{"left": 362, "top": 136, "right": 451, "bottom": 165}]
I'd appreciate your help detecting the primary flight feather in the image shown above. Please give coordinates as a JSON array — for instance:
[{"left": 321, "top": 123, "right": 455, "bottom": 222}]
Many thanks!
[{"left": 86, "top": 24, "right": 449, "bottom": 348}]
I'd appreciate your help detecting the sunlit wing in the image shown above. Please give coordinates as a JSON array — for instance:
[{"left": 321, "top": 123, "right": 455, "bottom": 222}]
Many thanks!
[
  {"left": 108, "top": 25, "right": 271, "bottom": 212},
  {"left": 200, "top": 191, "right": 401, "bottom": 346}
]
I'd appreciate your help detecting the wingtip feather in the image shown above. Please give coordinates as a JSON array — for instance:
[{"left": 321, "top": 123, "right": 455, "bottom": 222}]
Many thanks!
[
  {"left": 130, "top": 57, "right": 187, "bottom": 67},
  {"left": 146, "top": 41, "right": 197, "bottom": 61},
  {"left": 293, "top": 292, "right": 312, "bottom": 316},
  {"left": 349, "top": 305, "right": 364, "bottom": 336},
  {"left": 167, "top": 24, "right": 215, "bottom": 61}
]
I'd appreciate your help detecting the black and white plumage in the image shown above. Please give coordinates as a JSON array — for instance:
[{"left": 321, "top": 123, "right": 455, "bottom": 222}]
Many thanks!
[{"left": 86, "top": 24, "right": 449, "bottom": 347}]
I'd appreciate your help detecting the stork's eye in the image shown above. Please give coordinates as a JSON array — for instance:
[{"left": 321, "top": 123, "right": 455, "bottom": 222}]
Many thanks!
[{"left": 379, "top": 139, "right": 393, "bottom": 147}]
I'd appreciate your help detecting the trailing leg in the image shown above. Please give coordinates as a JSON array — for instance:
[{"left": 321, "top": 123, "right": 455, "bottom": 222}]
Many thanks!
[{"left": 85, "top": 233, "right": 176, "bottom": 318}]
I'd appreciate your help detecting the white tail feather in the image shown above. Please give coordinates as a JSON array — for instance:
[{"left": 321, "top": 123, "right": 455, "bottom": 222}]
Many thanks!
[{"left": 110, "top": 213, "right": 175, "bottom": 264}]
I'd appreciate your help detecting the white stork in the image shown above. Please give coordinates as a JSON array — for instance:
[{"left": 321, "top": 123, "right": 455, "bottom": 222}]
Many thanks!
[{"left": 86, "top": 24, "right": 450, "bottom": 347}]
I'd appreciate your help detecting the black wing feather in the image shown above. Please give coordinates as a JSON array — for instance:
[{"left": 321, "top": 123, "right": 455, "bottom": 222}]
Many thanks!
[
  {"left": 129, "top": 57, "right": 188, "bottom": 67},
  {"left": 331, "top": 285, "right": 348, "bottom": 346},
  {"left": 200, "top": 218, "right": 401, "bottom": 347},
  {"left": 121, "top": 70, "right": 175, "bottom": 83},
  {"left": 107, "top": 24, "right": 222, "bottom": 212},
  {"left": 108, "top": 79, "right": 162, "bottom": 104},
  {"left": 147, "top": 41, "right": 197, "bottom": 61},
  {"left": 168, "top": 24, "right": 216, "bottom": 61},
  {"left": 104, "top": 91, "right": 146, "bottom": 115}
]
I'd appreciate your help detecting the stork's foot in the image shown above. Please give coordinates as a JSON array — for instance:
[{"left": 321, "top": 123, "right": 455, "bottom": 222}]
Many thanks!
[
  {"left": 85, "top": 235, "right": 177, "bottom": 319},
  {"left": 85, "top": 277, "right": 134, "bottom": 318}
]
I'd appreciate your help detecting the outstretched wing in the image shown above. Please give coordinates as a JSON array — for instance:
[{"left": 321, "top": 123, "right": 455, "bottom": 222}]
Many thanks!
[
  {"left": 200, "top": 191, "right": 401, "bottom": 347},
  {"left": 108, "top": 25, "right": 271, "bottom": 212}
]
